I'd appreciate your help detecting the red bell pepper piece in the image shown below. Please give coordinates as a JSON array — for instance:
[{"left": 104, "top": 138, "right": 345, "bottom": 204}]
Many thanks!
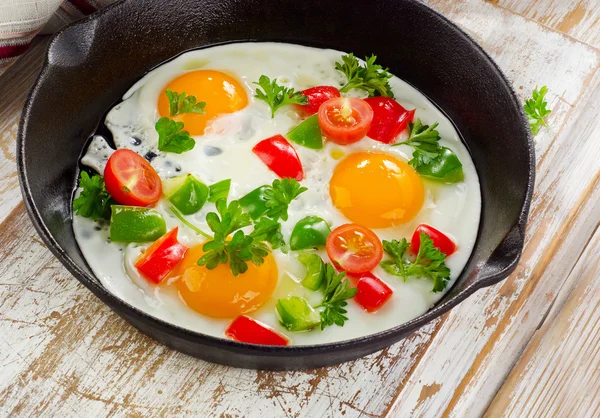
[
  {"left": 225, "top": 315, "right": 290, "bottom": 346},
  {"left": 354, "top": 272, "right": 393, "bottom": 313},
  {"left": 410, "top": 224, "right": 457, "bottom": 256},
  {"left": 252, "top": 134, "right": 304, "bottom": 181},
  {"left": 365, "top": 97, "right": 415, "bottom": 144},
  {"left": 135, "top": 227, "right": 188, "bottom": 284},
  {"left": 297, "top": 85, "right": 341, "bottom": 115}
]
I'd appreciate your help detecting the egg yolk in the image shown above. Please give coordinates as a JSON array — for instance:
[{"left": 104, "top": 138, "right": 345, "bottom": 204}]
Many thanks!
[
  {"left": 171, "top": 244, "right": 278, "bottom": 318},
  {"left": 157, "top": 70, "right": 248, "bottom": 136},
  {"left": 330, "top": 152, "right": 424, "bottom": 228}
]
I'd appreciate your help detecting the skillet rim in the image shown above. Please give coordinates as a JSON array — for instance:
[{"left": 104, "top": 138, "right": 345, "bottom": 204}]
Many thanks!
[{"left": 16, "top": 0, "right": 535, "bottom": 355}]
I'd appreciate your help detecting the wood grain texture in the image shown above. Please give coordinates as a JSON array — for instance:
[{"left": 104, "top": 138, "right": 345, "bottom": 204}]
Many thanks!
[{"left": 0, "top": 1, "right": 600, "bottom": 417}]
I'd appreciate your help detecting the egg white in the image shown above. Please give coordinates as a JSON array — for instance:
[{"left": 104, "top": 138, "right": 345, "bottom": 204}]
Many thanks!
[{"left": 73, "top": 42, "right": 481, "bottom": 345}]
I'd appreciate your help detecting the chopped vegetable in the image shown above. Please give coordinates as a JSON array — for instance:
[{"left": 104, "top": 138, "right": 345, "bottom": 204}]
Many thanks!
[
  {"left": 335, "top": 54, "right": 394, "bottom": 98},
  {"left": 252, "top": 135, "right": 304, "bottom": 181},
  {"left": 353, "top": 272, "right": 393, "bottom": 313},
  {"left": 155, "top": 117, "right": 195, "bottom": 153},
  {"left": 317, "top": 264, "right": 358, "bottom": 329},
  {"left": 165, "top": 89, "right": 206, "bottom": 117},
  {"left": 253, "top": 75, "right": 308, "bottom": 118},
  {"left": 298, "top": 252, "right": 325, "bottom": 291},
  {"left": 365, "top": 96, "right": 415, "bottom": 144},
  {"left": 208, "top": 179, "right": 231, "bottom": 203},
  {"left": 163, "top": 174, "right": 209, "bottom": 215},
  {"left": 380, "top": 232, "right": 451, "bottom": 292},
  {"left": 290, "top": 216, "right": 331, "bottom": 251},
  {"left": 297, "top": 85, "right": 341, "bottom": 115},
  {"left": 277, "top": 296, "right": 321, "bottom": 331},
  {"left": 109, "top": 205, "right": 166, "bottom": 243},
  {"left": 239, "top": 185, "right": 270, "bottom": 219},
  {"left": 104, "top": 149, "right": 162, "bottom": 206},
  {"left": 318, "top": 97, "right": 374, "bottom": 145},
  {"left": 225, "top": 315, "right": 289, "bottom": 346},
  {"left": 524, "top": 86, "right": 551, "bottom": 135},
  {"left": 394, "top": 119, "right": 464, "bottom": 184},
  {"left": 326, "top": 223, "right": 383, "bottom": 274},
  {"left": 286, "top": 114, "right": 324, "bottom": 149},
  {"left": 73, "top": 171, "right": 114, "bottom": 221},
  {"left": 410, "top": 224, "right": 456, "bottom": 257},
  {"left": 134, "top": 227, "right": 188, "bottom": 283}
]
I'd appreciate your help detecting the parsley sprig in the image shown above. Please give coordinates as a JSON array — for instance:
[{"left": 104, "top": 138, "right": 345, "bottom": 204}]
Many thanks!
[
  {"left": 253, "top": 75, "right": 308, "bottom": 118},
  {"left": 335, "top": 53, "right": 394, "bottom": 98},
  {"left": 263, "top": 178, "right": 308, "bottom": 221},
  {"left": 396, "top": 119, "right": 443, "bottom": 167},
  {"left": 155, "top": 117, "right": 195, "bottom": 153},
  {"left": 524, "top": 86, "right": 551, "bottom": 135},
  {"left": 165, "top": 89, "right": 206, "bottom": 116},
  {"left": 317, "top": 264, "right": 357, "bottom": 329},
  {"left": 380, "top": 232, "right": 451, "bottom": 293},
  {"left": 73, "top": 172, "right": 115, "bottom": 222},
  {"left": 250, "top": 217, "right": 287, "bottom": 253}
]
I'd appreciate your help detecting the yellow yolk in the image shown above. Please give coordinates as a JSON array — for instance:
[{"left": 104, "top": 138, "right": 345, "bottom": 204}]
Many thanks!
[
  {"left": 171, "top": 244, "right": 278, "bottom": 318},
  {"left": 330, "top": 152, "right": 424, "bottom": 228},
  {"left": 157, "top": 70, "right": 248, "bottom": 136}
]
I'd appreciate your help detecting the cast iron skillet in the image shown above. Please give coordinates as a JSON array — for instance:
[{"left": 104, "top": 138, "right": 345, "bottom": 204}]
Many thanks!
[{"left": 17, "top": 0, "right": 534, "bottom": 370}]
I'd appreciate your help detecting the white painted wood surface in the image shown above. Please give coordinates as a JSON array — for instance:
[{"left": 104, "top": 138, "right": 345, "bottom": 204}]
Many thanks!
[{"left": 1, "top": 1, "right": 599, "bottom": 417}]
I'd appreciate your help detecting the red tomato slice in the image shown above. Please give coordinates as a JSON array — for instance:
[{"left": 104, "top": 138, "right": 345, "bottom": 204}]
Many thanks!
[
  {"left": 135, "top": 227, "right": 188, "bottom": 284},
  {"left": 410, "top": 224, "right": 457, "bottom": 256},
  {"left": 297, "top": 86, "right": 341, "bottom": 115},
  {"left": 318, "top": 97, "right": 374, "bottom": 145},
  {"left": 326, "top": 223, "right": 383, "bottom": 274},
  {"left": 225, "top": 316, "right": 290, "bottom": 346},
  {"left": 354, "top": 272, "right": 393, "bottom": 313},
  {"left": 104, "top": 149, "right": 162, "bottom": 206},
  {"left": 365, "top": 97, "right": 415, "bottom": 144},
  {"left": 252, "top": 134, "right": 304, "bottom": 181}
]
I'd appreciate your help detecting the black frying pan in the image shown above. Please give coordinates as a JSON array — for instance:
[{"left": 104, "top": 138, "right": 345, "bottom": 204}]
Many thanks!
[{"left": 17, "top": 0, "right": 534, "bottom": 370}]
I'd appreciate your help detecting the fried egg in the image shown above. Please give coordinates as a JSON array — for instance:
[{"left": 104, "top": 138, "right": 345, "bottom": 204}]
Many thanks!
[{"left": 73, "top": 42, "right": 481, "bottom": 345}]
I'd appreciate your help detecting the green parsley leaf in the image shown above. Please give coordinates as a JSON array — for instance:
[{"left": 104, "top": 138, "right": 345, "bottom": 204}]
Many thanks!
[
  {"left": 524, "top": 86, "right": 551, "bottom": 135},
  {"left": 250, "top": 216, "right": 287, "bottom": 253},
  {"left": 165, "top": 89, "right": 206, "bottom": 117},
  {"left": 335, "top": 53, "right": 394, "bottom": 98},
  {"left": 253, "top": 75, "right": 308, "bottom": 118},
  {"left": 318, "top": 264, "right": 357, "bottom": 330},
  {"left": 73, "top": 171, "right": 115, "bottom": 222},
  {"left": 263, "top": 178, "right": 308, "bottom": 221},
  {"left": 381, "top": 232, "right": 451, "bottom": 293},
  {"left": 396, "top": 119, "right": 442, "bottom": 166},
  {"left": 155, "top": 117, "right": 196, "bottom": 153}
]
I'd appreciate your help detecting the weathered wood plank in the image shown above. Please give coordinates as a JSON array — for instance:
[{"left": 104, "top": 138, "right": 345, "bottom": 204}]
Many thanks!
[
  {"left": 0, "top": 37, "right": 49, "bottom": 224},
  {"left": 493, "top": 0, "right": 600, "bottom": 49},
  {"left": 486, "top": 224, "right": 600, "bottom": 418}
]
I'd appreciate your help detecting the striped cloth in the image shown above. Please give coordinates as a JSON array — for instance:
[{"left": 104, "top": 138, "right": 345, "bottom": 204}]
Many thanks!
[{"left": 0, "top": 0, "right": 117, "bottom": 74}]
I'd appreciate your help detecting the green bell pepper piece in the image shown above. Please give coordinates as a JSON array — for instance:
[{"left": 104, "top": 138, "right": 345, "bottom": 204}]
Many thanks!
[
  {"left": 416, "top": 147, "right": 464, "bottom": 184},
  {"left": 239, "top": 185, "right": 270, "bottom": 219},
  {"left": 286, "top": 114, "right": 323, "bottom": 149},
  {"left": 276, "top": 296, "right": 321, "bottom": 331},
  {"left": 290, "top": 216, "right": 331, "bottom": 251},
  {"left": 208, "top": 179, "right": 231, "bottom": 202},
  {"left": 164, "top": 174, "right": 209, "bottom": 215},
  {"left": 109, "top": 206, "right": 166, "bottom": 243},
  {"left": 298, "top": 253, "right": 325, "bottom": 290}
]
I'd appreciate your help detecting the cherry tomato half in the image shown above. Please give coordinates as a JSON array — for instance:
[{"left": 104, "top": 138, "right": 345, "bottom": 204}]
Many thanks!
[
  {"left": 354, "top": 272, "right": 393, "bottom": 313},
  {"left": 318, "top": 97, "right": 374, "bottom": 145},
  {"left": 104, "top": 149, "right": 162, "bottom": 206},
  {"left": 365, "top": 97, "right": 415, "bottom": 144},
  {"left": 410, "top": 224, "right": 457, "bottom": 256},
  {"left": 326, "top": 223, "right": 383, "bottom": 274},
  {"left": 225, "top": 315, "right": 289, "bottom": 346},
  {"left": 297, "top": 86, "right": 341, "bottom": 115},
  {"left": 252, "top": 134, "right": 304, "bottom": 181}
]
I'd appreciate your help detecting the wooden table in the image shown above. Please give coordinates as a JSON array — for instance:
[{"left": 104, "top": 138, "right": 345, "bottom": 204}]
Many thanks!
[{"left": 1, "top": 1, "right": 599, "bottom": 416}]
